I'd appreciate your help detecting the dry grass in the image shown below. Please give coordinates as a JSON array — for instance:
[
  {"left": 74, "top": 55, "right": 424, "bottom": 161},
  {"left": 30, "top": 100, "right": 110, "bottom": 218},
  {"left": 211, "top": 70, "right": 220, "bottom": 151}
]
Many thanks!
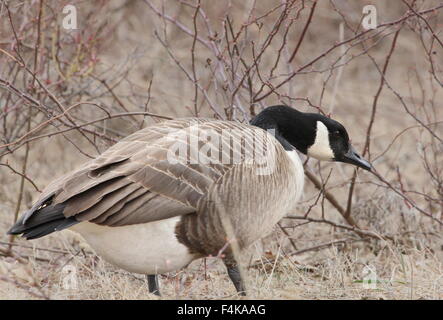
[
  {"left": 1, "top": 228, "right": 442, "bottom": 299},
  {"left": 0, "top": 0, "right": 442, "bottom": 299}
]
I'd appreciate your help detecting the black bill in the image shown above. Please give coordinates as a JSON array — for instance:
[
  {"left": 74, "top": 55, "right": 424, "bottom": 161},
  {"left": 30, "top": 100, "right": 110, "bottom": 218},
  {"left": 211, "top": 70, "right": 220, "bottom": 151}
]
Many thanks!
[{"left": 341, "top": 145, "right": 372, "bottom": 171}]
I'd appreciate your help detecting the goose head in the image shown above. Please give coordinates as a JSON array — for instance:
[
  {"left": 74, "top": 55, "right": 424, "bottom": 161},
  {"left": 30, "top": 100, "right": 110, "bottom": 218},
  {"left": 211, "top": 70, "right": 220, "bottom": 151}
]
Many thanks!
[{"left": 250, "top": 105, "right": 371, "bottom": 171}]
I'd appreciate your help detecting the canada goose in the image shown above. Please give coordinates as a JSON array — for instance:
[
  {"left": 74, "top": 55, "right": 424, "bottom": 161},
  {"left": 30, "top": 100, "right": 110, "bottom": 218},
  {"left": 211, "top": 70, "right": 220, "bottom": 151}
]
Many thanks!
[{"left": 8, "top": 105, "right": 371, "bottom": 296}]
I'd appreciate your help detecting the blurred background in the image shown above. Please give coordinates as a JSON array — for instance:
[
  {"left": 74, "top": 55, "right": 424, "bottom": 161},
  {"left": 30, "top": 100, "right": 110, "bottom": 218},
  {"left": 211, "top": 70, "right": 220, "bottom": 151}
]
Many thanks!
[{"left": 0, "top": 0, "right": 442, "bottom": 299}]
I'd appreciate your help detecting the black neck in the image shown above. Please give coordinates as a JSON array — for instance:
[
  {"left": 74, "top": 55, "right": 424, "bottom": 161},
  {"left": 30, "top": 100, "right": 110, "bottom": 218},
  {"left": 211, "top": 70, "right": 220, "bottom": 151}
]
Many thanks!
[{"left": 250, "top": 105, "right": 317, "bottom": 153}]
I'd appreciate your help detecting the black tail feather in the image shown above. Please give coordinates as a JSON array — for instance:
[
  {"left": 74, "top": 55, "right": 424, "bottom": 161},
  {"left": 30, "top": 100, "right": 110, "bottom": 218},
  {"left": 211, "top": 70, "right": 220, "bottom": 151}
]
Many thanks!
[
  {"left": 8, "top": 202, "right": 79, "bottom": 240},
  {"left": 21, "top": 217, "right": 78, "bottom": 240}
]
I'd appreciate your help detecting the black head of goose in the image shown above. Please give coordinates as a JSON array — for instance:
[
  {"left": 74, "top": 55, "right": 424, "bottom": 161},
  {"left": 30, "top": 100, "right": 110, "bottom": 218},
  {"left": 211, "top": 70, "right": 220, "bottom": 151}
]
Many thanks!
[
  {"left": 250, "top": 105, "right": 371, "bottom": 170},
  {"left": 8, "top": 105, "right": 371, "bottom": 296}
]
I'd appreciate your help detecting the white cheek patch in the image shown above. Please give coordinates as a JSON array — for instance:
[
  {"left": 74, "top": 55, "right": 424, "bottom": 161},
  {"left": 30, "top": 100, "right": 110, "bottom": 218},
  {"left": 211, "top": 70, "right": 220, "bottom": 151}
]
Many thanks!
[{"left": 307, "top": 121, "right": 335, "bottom": 160}]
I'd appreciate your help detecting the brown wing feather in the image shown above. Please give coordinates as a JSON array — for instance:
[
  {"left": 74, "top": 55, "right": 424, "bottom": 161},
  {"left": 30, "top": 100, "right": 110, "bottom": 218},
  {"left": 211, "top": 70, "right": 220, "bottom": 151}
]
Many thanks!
[
  {"left": 74, "top": 183, "right": 142, "bottom": 221},
  {"left": 27, "top": 118, "right": 281, "bottom": 229},
  {"left": 28, "top": 119, "right": 221, "bottom": 227}
]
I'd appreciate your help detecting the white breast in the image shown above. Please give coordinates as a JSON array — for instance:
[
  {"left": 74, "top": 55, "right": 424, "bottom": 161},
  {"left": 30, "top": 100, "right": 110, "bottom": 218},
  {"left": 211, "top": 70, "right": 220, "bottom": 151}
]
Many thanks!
[
  {"left": 285, "top": 149, "right": 305, "bottom": 205},
  {"left": 70, "top": 217, "right": 196, "bottom": 274}
]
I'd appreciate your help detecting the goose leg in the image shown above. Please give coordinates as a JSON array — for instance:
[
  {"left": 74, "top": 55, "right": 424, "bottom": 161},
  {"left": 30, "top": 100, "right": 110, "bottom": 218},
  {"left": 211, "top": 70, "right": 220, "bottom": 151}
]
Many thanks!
[
  {"left": 147, "top": 274, "right": 161, "bottom": 296},
  {"left": 224, "top": 260, "right": 246, "bottom": 296}
]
